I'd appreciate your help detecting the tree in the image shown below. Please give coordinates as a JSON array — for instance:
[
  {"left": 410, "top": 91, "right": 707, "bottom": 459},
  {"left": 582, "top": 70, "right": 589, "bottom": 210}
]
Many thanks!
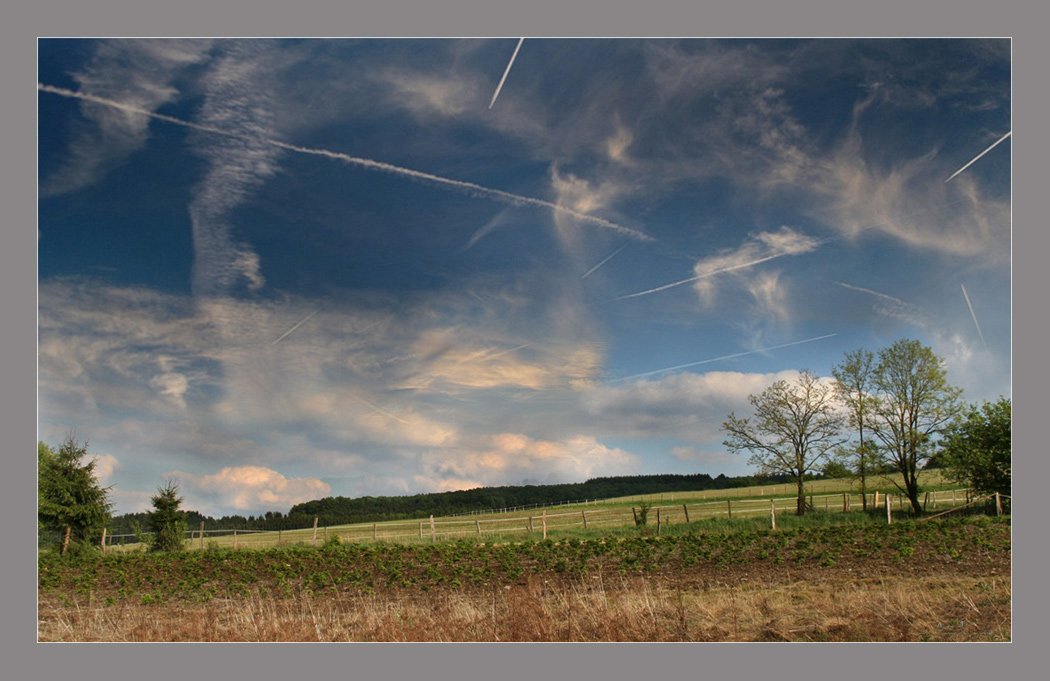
[
  {"left": 38, "top": 436, "right": 113, "bottom": 555},
  {"left": 939, "top": 397, "right": 1011, "bottom": 497},
  {"left": 832, "top": 349, "right": 884, "bottom": 510},
  {"left": 870, "top": 339, "right": 964, "bottom": 514},
  {"left": 148, "top": 480, "right": 188, "bottom": 552},
  {"left": 722, "top": 370, "right": 847, "bottom": 515}
]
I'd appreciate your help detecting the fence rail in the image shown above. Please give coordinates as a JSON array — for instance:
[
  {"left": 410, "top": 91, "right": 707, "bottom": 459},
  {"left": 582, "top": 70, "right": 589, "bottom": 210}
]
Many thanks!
[{"left": 91, "top": 487, "right": 996, "bottom": 552}]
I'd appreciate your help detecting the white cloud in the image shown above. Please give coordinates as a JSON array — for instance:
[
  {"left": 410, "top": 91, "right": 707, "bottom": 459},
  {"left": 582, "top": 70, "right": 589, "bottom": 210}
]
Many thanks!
[
  {"left": 41, "top": 39, "right": 213, "bottom": 196},
  {"left": 171, "top": 466, "right": 332, "bottom": 516},
  {"left": 420, "top": 433, "right": 639, "bottom": 489},
  {"left": 90, "top": 453, "right": 121, "bottom": 484}
]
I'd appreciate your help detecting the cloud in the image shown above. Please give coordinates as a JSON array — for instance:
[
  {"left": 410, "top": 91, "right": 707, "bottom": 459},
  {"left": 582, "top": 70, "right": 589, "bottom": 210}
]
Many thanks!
[
  {"left": 586, "top": 370, "right": 801, "bottom": 441},
  {"left": 90, "top": 453, "right": 121, "bottom": 484},
  {"left": 40, "top": 39, "right": 214, "bottom": 197},
  {"left": 171, "top": 466, "right": 331, "bottom": 516},
  {"left": 419, "top": 433, "right": 639, "bottom": 489}
]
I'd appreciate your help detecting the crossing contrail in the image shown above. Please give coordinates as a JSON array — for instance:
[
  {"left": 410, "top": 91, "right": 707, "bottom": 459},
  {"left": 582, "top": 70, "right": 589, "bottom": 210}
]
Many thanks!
[
  {"left": 489, "top": 38, "right": 524, "bottom": 109},
  {"left": 945, "top": 131, "right": 1011, "bottom": 183},
  {"left": 39, "top": 83, "right": 651, "bottom": 242},
  {"left": 350, "top": 393, "right": 408, "bottom": 424},
  {"left": 960, "top": 284, "right": 988, "bottom": 349},
  {"left": 271, "top": 310, "right": 318, "bottom": 345},
  {"left": 581, "top": 243, "right": 628, "bottom": 280},
  {"left": 610, "top": 333, "right": 838, "bottom": 382}
]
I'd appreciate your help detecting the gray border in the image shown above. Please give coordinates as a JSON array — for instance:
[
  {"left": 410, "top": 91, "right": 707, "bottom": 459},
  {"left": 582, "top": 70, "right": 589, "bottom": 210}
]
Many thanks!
[{"left": 8, "top": 0, "right": 1039, "bottom": 678}]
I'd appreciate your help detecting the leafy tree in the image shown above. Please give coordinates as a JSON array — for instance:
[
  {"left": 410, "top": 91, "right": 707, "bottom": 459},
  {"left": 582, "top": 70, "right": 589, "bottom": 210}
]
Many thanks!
[
  {"left": 870, "top": 339, "right": 964, "bottom": 514},
  {"left": 148, "top": 480, "right": 188, "bottom": 552},
  {"left": 832, "top": 348, "right": 884, "bottom": 509},
  {"left": 722, "top": 370, "right": 847, "bottom": 515},
  {"left": 38, "top": 436, "right": 113, "bottom": 555},
  {"left": 939, "top": 397, "right": 1011, "bottom": 497}
]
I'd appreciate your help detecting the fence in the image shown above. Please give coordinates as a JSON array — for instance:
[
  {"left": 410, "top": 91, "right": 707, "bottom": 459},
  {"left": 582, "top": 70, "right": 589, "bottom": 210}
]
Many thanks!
[{"left": 95, "top": 487, "right": 991, "bottom": 552}]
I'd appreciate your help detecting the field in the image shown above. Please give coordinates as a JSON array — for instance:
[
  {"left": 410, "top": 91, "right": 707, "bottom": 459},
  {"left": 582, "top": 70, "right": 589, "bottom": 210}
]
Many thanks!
[{"left": 38, "top": 513, "right": 1010, "bottom": 642}]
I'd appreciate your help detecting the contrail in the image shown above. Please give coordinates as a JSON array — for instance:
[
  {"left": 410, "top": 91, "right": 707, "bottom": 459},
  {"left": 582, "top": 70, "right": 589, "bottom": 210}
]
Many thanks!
[
  {"left": 960, "top": 284, "right": 988, "bottom": 349},
  {"left": 489, "top": 38, "right": 524, "bottom": 109},
  {"left": 581, "top": 243, "right": 628, "bottom": 280},
  {"left": 39, "top": 83, "right": 651, "bottom": 242},
  {"left": 834, "top": 281, "right": 909, "bottom": 306},
  {"left": 945, "top": 131, "right": 1012, "bottom": 183},
  {"left": 350, "top": 393, "right": 408, "bottom": 424},
  {"left": 614, "top": 251, "right": 793, "bottom": 300},
  {"left": 271, "top": 310, "right": 318, "bottom": 345},
  {"left": 611, "top": 333, "right": 838, "bottom": 382}
]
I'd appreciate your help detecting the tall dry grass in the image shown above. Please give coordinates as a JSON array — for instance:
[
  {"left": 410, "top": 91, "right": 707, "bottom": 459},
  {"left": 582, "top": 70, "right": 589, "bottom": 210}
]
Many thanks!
[{"left": 38, "top": 573, "right": 1010, "bottom": 642}]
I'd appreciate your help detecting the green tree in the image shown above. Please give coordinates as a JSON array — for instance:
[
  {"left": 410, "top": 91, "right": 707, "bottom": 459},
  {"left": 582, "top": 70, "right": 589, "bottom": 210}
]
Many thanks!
[
  {"left": 939, "top": 397, "right": 1011, "bottom": 497},
  {"left": 722, "top": 370, "right": 847, "bottom": 515},
  {"left": 832, "top": 348, "right": 884, "bottom": 510},
  {"left": 870, "top": 339, "right": 964, "bottom": 514},
  {"left": 38, "top": 436, "right": 113, "bottom": 555},
  {"left": 148, "top": 480, "right": 188, "bottom": 552}
]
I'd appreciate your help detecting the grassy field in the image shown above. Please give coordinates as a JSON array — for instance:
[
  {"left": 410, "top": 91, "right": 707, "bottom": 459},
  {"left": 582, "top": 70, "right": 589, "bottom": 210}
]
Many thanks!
[
  {"left": 38, "top": 515, "right": 1010, "bottom": 641},
  {"left": 124, "top": 469, "right": 977, "bottom": 552}
]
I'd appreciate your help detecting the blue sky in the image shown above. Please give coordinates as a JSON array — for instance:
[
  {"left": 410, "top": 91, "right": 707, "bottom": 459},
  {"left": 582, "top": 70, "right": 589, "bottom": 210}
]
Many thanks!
[{"left": 37, "top": 38, "right": 1011, "bottom": 518}]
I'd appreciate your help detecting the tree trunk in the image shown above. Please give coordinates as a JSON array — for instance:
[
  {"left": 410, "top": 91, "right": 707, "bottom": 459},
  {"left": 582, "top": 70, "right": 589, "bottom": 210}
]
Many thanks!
[
  {"left": 61, "top": 525, "right": 71, "bottom": 555},
  {"left": 796, "top": 478, "right": 806, "bottom": 515}
]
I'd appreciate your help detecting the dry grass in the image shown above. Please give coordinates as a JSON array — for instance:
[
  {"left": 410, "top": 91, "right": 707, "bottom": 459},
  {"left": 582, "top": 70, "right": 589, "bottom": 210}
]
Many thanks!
[{"left": 38, "top": 572, "right": 1010, "bottom": 642}]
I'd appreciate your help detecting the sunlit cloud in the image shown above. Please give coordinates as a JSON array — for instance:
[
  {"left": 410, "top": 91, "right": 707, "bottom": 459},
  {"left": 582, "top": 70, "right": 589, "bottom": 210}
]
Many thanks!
[{"left": 171, "top": 466, "right": 332, "bottom": 516}]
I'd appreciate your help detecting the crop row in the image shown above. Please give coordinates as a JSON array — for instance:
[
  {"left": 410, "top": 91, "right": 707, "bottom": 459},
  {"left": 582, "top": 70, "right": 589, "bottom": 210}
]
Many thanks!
[{"left": 39, "top": 516, "right": 1009, "bottom": 606}]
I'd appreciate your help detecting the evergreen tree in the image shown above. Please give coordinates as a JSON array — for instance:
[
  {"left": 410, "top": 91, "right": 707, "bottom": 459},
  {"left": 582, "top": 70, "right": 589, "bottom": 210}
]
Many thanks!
[
  {"left": 38, "top": 436, "right": 113, "bottom": 555},
  {"left": 148, "top": 480, "right": 188, "bottom": 552}
]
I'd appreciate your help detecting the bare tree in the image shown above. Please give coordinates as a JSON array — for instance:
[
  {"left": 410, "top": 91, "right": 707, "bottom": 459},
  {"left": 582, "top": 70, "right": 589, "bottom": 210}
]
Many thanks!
[{"left": 722, "top": 370, "right": 847, "bottom": 515}]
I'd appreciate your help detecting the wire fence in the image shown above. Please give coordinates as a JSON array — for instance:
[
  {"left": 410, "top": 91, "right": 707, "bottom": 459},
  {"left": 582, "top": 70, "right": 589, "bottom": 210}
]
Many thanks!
[{"left": 87, "top": 486, "right": 998, "bottom": 552}]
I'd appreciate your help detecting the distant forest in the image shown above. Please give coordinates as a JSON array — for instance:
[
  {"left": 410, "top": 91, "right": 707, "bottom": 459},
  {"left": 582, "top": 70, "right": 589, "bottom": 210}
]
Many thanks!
[{"left": 106, "top": 472, "right": 805, "bottom": 535}]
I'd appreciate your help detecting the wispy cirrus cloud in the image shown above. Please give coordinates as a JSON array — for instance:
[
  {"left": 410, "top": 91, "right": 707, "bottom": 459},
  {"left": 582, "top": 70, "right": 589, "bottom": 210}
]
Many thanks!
[{"left": 40, "top": 39, "right": 214, "bottom": 197}]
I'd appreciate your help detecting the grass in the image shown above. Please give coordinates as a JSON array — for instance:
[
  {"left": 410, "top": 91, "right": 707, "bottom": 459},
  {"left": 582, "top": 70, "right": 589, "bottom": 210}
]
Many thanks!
[
  {"left": 39, "top": 515, "right": 1010, "bottom": 641},
  {"left": 115, "top": 469, "right": 966, "bottom": 553}
]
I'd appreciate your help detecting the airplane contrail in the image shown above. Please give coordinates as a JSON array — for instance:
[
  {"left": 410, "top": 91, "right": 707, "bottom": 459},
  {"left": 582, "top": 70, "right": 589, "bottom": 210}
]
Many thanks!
[
  {"left": 960, "top": 284, "right": 988, "bottom": 349},
  {"left": 39, "top": 83, "right": 651, "bottom": 242},
  {"left": 834, "top": 281, "right": 909, "bottom": 306},
  {"left": 581, "top": 243, "right": 628, "bottom": 280},
  {"left": 489, "top": 38, "right": 524, "bottom": 109},
  {"left": 945, "top": 131, "right": 1012, "bottom": 183},
  {"left": 350, "top": 393, "right": 408, "bottom": 424},
  {"left": 610, "top": 333, "right": 838, "bottom": 382},
  {"left": 614, "top": 251, "right": 794, "bottom": 300},
  {"left": 271, "top": 310, "right": 318, "bottom": 345}
]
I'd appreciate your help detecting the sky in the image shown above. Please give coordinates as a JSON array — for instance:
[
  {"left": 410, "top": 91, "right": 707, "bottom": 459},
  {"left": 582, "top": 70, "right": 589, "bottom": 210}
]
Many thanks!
[{"left": 37, "top": 38, "right": 1011, "bottom": 518}]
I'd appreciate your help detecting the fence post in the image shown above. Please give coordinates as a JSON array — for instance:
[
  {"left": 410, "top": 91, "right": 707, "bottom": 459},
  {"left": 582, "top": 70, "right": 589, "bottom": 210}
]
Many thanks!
[
  {"left": 279, "top": 529, "right": 282, "bottom": 546},
  {"left": 419, "top": 521, "right": 423, "bottom": 539},
  {"left": 582, "top": 510, "right": 587, "bottom": 529},
  {"left": 771, "top": 499, "right": 776, "bottom": 530},
  {"left": 683, "top": 504, "right": 690, "bottom": 523},
  {"left": 373, "top": 523, "right": 378, "bottom": 541},
  {"left": 874, "top": 491, "right": 879, "bottom": 510},
  {"left": 430, "top": 515, "right": 436, "bottom": 543},
  {"left": 886, "top": 494, "right": 892, "bottom": 525},
  {"left": 325, "top": 526, "right": 328, "bottom": 541},
  {"left": 542, "top": 509, "right": 547, "bottom": 539},
  {"left": 657, "top": 508, "right": 661, "bottom": 537},
  {"left": 528, "top": 516, "right": 533, "bottom": 533},
  {"left": 100, "top": 527, "right": 107, "bottom": 551},
  {"left": 312, "top": 518, "right": 318, "bottom": 547},
  {"left": 234, "top": 529, "right": 238, "bottom": 550},
  {"left": 952, "top": 489, "right": 957, "bottom": 505},
  {"left": 200, "top": 522, "right": 205, "bottom": 550},
  {"left": 476, "top": 519, "right": 481, "bottom": 536},
  {"left": 727, "top": 499, "right": 732, "bottom": 519}
]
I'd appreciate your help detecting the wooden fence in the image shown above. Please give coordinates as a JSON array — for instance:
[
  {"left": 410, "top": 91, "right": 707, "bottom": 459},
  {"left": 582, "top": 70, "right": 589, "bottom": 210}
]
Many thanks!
[{"left": 98, "top": 487, "right": 987, "bottom": 552}]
